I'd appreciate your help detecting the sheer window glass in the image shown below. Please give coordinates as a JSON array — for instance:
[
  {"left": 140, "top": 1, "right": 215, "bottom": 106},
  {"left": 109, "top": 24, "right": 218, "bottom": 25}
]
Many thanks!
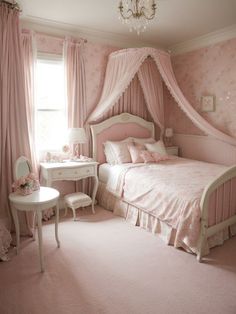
[{"left": 35, "top": 54, "right": 67, "bottom": 153}]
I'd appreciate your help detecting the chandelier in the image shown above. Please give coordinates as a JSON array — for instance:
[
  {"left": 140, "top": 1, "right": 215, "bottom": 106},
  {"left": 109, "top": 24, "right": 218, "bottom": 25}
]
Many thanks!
[{"left": 118, "top": 0, "right": 157, "bottom": 35}]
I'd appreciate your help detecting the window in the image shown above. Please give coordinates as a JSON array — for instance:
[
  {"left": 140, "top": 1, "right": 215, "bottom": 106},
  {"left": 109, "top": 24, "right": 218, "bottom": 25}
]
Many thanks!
[{"left": 35, "top": 54, "right": 67, "bottom": 152}]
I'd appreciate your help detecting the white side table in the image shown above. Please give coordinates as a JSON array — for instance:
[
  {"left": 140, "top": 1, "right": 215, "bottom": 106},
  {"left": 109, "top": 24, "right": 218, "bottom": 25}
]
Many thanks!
[
  {"left": 9, "top": 187, "right": 60, "bottom": 272},
  {"left": 40, "top": 161, "right": 99, "bottom": 213}
]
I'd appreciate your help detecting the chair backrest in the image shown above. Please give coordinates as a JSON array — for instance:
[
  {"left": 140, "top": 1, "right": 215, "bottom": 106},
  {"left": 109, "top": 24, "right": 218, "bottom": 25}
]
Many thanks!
[{"left": 14, "top": 156, "right": 32, "bottom": 180}]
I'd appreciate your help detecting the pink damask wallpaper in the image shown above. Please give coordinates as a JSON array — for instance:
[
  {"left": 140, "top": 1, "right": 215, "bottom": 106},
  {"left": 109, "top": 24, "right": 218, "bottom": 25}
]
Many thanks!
[
  {"left": 83, "top": 42, "right": 117, "bottom": 115},
  {"left": 165, "top": 38, "right": 236, "bottom": 138}
]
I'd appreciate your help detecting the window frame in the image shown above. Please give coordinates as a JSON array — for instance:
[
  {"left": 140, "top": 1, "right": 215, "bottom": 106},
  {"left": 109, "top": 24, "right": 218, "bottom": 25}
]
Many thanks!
[{"left": 35, "top": 52, "right": 67, "bottom": 156}]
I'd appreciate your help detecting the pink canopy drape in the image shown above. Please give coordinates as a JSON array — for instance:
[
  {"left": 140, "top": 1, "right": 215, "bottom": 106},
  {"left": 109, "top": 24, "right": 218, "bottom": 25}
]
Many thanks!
[
  {"left": 138, "top": 58, "right": 164, "bottom": 135},
  {"left": 0, "top": 4, "right": 35, "bottom": 235},
  {"left": 102, "top": 75, "right": 151, "bottom": 122},
  {"left": 88, "top": 47, "right": 236, "bottom": 147}
]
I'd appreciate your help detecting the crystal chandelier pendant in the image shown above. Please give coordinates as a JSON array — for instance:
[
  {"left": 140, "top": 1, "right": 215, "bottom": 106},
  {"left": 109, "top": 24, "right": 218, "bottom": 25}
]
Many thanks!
[{"left": 118, "top": 0, "right": 156, "bottom": 35}]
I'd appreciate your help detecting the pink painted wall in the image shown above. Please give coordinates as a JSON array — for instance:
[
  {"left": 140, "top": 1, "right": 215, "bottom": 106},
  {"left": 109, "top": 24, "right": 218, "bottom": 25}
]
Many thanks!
[{"left": 165, "top": 38, "right": 236, "bottom": 138}]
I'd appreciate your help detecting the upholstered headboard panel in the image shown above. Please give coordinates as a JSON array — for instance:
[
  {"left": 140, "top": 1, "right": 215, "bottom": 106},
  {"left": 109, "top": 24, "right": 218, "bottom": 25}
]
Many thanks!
[{"left": 90, "top": 113, "right": 155, "bottom": 164}]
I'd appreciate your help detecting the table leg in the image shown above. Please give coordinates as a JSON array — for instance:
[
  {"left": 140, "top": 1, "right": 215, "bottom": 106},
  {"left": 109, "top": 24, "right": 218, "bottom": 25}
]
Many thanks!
[
  {"left": 32, "top": 212, "right": 36, "bottom": 241},
  {"left": 11, "top": 207, "right": 20, "bottom": 254},
  {"left": 55, "top": 202, "right": 60, "bottom": 248},
  {"left": 91, "top": 176, "right": 99, "bottom": 214},
  {"left": 36, "top": 210, "right": 44, "bottom": 272}
]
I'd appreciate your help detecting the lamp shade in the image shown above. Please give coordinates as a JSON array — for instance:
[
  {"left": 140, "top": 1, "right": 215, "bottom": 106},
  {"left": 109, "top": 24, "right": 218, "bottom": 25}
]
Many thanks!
[
  {"left": 68, "top": 128, "right": 87, "bottom": 144},
  {"left": 165, "top": 128, "right": 173, "bottom": 138}
]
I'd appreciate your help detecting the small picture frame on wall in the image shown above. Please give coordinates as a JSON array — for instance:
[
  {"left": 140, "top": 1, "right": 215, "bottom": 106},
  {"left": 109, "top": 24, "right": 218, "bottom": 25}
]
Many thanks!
[{"left": 201, "top": 95, "right": 215, "bottom": 112}]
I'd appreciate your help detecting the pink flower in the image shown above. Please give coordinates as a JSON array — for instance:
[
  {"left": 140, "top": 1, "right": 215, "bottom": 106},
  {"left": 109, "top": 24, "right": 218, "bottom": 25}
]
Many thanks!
[
  {"left": 12, "top": 172, "right": 38, "bottom": 192},
  {"left": 28, "top": 173, "right": 36, "bottom": 180}
]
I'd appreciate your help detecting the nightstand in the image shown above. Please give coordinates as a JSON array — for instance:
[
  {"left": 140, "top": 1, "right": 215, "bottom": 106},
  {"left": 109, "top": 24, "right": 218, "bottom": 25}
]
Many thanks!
[
  {"left": 166, "top": 146, "right": 179, "bottom": 156},
  {"left": 40, "top": 161, "right": 99, "bottom": 213}
]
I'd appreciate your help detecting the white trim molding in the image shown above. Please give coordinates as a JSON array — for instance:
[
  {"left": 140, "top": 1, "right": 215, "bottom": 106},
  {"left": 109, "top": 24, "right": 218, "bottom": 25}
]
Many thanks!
[
  {"left": 20, "top": 16, "right": 160, "bottom": 49},
  {"left": 169, "top": 24, "right": 236, "bottom": 55},
  {"left": 20, "top": 17, "right": 236, "bottom": 55}
]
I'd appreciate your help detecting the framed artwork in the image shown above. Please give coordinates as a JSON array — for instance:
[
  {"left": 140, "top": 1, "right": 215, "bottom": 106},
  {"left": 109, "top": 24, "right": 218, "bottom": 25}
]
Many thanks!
[{"left": 201, "top": 95, "right": 214, "bottom": 112}]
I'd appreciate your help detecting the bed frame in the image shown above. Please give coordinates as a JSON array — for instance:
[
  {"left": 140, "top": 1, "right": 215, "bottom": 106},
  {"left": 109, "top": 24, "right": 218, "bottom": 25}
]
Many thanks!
[{"left": 90, "top": 113, "right": 236, "bottom": 261}]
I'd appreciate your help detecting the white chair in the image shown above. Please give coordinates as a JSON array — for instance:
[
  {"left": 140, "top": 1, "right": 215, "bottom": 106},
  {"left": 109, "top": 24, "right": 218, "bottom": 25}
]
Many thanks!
[
  {"left": 64, "top": 192, "right": 93, "bottom": 221},
  {"left": 9, "top": 156, "right": 60, "bottom": 272}
]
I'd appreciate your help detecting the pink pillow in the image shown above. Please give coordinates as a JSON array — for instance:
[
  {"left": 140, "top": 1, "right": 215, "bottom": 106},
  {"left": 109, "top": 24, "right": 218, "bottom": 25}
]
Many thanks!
[
  {"left": 128, "top": 146, "right": 144, "bottom": 163},
  {"left": 152, "top": 152, "right": 170, "bottom": 162},
  {"left": 104, "top": 139, "right": 134, "bottom": 164},
  {"left": 134, "top": 142, "right": 146, "bottom": 150},
  {"left": 140, "top": 151, "right": 155, "bottom": 163}
]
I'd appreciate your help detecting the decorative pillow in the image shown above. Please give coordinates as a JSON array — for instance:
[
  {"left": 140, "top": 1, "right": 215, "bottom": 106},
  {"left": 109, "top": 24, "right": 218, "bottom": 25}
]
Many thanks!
[
  {"left": 132, "top": 137, "right": 155, "bottom": 145},
  {"left": 133, "top": 142, "right": 146, "bottom": 150},
  {"left": 140, "top": 150, "right": 155, "bottom": 163},
  {"left": 128, "top": 145, "right": 144, "bottom": 163},
  {"left": 145, "top": 140, "right": 167, "bottom": 155},
  {"left": 104, "top": 140, "right": 134, "bottom": 164},
  {"left": 152, "top": 152, "right": 171, "bottom": 162}
]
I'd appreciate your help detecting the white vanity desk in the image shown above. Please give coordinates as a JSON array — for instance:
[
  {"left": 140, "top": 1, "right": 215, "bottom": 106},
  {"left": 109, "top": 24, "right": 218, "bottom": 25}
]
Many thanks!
[{"left": 40, "top": 161, "right": 99, "bottom": 212}]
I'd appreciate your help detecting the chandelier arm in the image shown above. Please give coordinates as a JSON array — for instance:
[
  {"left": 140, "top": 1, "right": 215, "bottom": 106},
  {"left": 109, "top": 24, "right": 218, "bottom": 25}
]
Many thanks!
[
  {"left": 118, "top": 0, "right": 157, "bottom": 33},
  {"left": 119, "top": 8, "right": 135, "bottom": 20},
  {"left": 140, "top": 6, "right": 156, "bottom": 20}
]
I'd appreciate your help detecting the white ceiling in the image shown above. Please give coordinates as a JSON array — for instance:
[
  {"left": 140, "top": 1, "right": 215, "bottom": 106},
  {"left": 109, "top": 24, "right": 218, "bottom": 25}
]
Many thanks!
[{"left": 18, "top": 0, "right": 236, "bottom": 49}]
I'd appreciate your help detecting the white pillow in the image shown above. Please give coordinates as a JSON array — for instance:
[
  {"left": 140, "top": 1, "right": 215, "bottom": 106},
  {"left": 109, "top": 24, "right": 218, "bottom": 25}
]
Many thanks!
[
  {"left": 130, "top": 137, "right": 155, "bottom": 145},
  {"left": 104, "top": 142, "right": 117, "bottom": 165},
  {"left": 145, "top": 140, "right": 167, "bottom": 156},
  {"left": 104, "top": 139, "right": 133, "bottom": 164}
]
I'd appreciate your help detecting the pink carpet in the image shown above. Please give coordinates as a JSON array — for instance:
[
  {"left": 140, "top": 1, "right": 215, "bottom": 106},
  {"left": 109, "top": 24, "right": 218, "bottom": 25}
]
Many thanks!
[{"left": 0, "top": 206, "right": 236, "bottom": 314}]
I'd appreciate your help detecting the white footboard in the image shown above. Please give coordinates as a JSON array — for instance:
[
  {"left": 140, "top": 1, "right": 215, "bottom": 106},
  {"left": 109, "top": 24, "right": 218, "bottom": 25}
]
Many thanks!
[{"left": 198, "top": 165, "right": 236, "bottom": 262}]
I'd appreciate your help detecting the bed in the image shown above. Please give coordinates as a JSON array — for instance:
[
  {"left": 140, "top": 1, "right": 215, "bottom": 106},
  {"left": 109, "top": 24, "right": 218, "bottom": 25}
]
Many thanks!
[{"left": 90, "top": 113, "right": 236, "bottom": 261}]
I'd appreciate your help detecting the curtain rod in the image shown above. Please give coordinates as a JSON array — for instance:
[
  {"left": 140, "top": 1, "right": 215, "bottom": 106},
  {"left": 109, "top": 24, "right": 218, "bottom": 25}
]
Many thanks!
[
  {"left": 36, "top": 31, "right": 87, "bottom": 44},
  {"left": 0, "top": 0, "right": 21, "bottom": 11}
]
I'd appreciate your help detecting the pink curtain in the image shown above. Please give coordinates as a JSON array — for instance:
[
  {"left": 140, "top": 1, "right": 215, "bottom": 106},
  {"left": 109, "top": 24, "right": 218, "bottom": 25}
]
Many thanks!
[
  {"left": 64, "top": 37, "right": 88, "bottom": 158},
  {"left": 0, "top": 4, "right": 35, "bottom": 235},
  {"left": 65, "top": 37, "right": 87, "bottom": 130},
  {"left": 87, "top": 47, "right": 236, "bottom": 147},
  {"left": 21, "top": 30, "right": 38, "bottom": 172},
  {"left": 64, "top": 37, "right": 89, "bottom": 192},
  {"left": 138, "top": 58, "right": 164, "bottom": 135}
]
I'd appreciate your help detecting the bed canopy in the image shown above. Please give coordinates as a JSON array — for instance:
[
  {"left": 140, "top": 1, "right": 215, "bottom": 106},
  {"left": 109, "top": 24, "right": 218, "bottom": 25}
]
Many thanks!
[{"left": 88, "top": 47, "right": 236, "bottom": 146}]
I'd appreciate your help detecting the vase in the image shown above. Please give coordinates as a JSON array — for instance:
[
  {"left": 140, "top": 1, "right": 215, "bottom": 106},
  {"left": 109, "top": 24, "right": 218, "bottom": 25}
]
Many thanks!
[{"left": 32, "top": 180, "right": 40, "bottom": 191}]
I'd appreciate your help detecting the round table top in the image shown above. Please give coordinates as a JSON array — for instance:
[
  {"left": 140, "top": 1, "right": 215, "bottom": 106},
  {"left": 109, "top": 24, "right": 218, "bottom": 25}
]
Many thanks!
[{"left": 9, "top": 187, "right": 59, "bottom": 205}]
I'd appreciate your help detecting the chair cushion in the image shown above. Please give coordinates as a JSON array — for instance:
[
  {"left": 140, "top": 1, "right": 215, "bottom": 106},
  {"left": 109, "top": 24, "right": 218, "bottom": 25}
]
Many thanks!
[{"left": 64, "top": 192, "right": 92, "bottom": 207}]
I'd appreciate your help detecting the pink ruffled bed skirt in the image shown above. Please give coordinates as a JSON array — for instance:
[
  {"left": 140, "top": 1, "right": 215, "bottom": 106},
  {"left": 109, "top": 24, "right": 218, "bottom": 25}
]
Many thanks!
[{"left": 97, "top": 182, "right": 236, "bottom": 256}]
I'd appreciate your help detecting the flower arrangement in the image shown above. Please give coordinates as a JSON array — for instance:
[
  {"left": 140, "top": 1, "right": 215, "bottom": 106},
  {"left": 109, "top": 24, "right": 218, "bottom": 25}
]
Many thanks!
[{"left": 12, "top": 173, "right": 40, "bottom": 196}]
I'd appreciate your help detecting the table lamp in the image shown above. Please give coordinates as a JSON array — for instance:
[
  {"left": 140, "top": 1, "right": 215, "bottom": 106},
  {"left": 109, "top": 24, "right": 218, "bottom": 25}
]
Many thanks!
[
  {"left": 68, "top": 128, "right": 87, "bottom": 158},
  {"left": 164, "top": 128, "right": 173, "bottom": 147}
]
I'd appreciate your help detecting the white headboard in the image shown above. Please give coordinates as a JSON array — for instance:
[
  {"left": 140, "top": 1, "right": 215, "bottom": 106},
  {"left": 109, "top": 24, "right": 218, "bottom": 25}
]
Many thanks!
[{"left": 90, "top": 113, "right": 155, "bottom": 163}]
